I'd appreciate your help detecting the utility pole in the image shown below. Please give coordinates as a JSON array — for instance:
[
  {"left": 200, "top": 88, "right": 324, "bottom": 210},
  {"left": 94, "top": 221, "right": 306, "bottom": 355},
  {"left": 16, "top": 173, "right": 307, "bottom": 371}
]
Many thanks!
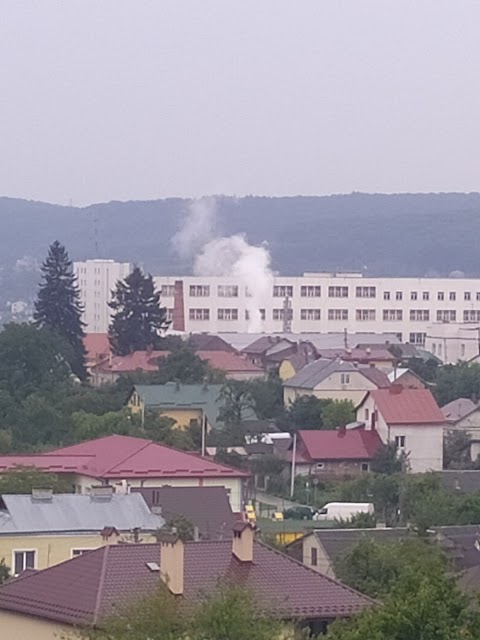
[{"left": 290, "top": 431, "right": 297, "bottom": 498}]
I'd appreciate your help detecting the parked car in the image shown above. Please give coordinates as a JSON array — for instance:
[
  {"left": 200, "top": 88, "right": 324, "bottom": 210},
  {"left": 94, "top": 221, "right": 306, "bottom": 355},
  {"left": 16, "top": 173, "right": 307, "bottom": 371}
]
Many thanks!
[
  {"left": 313, "top": 502, "right": 374, "bottom": 521},
  {"left": 283, "top": 506, "right": 317, "bottom": 520}
]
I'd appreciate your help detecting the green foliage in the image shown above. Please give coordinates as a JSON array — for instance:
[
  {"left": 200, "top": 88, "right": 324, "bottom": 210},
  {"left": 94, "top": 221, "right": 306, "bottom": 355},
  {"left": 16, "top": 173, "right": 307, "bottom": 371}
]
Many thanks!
[
  {"left": 328, "top": 571, "right": 480, "bottom": 640},
  {"left": 0, "top": 323, "right": 72, "bottom": 397},
  {"left": 285, "top": 395, "right": 329, "bottom": 429},
  {"left": 434, "top": 362, "right": 480, "bottom": 406},
  {"left": 0, "top": 558, "right": 10, "bottom": 584},
  {"left": 214, "top": 448, "right": 247, "bottom": 470},
  {"left": 443, "top": 429, "right": 472, "bottom": 469},
  {"left": 34, "top": 241, "right": 87, "bottom": 380},
  {"left": 218, "top": 381, "right": 253, "bottom": 428},
  {"left": 404, "top": 356, "right": 439, "bottom": 383},
  {"left": 155, "top": 345, "right": 225, "bottom": 384},
  {"left": 334, "top": 512, "right": 376, "bottom": 529},
  {"left": 162, "top": 516, "right": 195, "bottom": 542},
  {"left": 248, "top": 370, "right": 285, "bottom": 421},
  {"left": 71, "top": 409, "right": 137, "bottom": 442},
  {"left": 322, "top": 399, "right": 356, "bottom": 428},
  {"left": 370, "top": 442, "right": 404, "bottom": 475},
  {"left": 108, "top": 266, "right": 170, "bottom": 356},
  {"left": 334, "top": 538, "right": 448, "bottom": 599},
  {"left": 0, "top": 466, "right": 72, "bottom": 494}
]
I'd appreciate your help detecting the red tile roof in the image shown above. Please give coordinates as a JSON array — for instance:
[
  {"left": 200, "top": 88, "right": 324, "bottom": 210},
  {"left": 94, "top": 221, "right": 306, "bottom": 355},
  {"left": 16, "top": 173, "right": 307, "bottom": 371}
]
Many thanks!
[
  {"left": 196, "top": 351, "right": 263, "bottom": 373},
  {"left": 296, "top": 429, "right": 383, "bottom": 461},
  {"left": 0, "top": 540, "right": 372, "bottom": 626},
  {"left": 368, "top": 388, "right": 445, "bottom": 425},
  {"left": 83, "top": 333, "right": 110, "bottom": 362},
  {"left": 0, "top": 435, "right": 248, "bottom": 479}
]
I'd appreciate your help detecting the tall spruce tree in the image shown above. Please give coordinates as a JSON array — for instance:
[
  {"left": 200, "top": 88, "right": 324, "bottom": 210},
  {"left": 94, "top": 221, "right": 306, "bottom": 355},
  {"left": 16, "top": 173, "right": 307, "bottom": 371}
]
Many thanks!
[
  {"left": 108, "top": 266, "right": 170, "bottom": 355},
  {"left": 34, "top": 241, "right": 87, "bottom": 380}
]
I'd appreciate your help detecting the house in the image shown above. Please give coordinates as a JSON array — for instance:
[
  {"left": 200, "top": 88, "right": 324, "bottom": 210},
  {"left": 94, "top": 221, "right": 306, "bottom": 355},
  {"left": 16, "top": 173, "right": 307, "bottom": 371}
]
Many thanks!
[
  {"left": 356, "top": 387, "right": 446, "bottom": 472},
  {"left": 187, "top": 333, "right": 237, "bottom": 352},
  {"left": 283, "top": 358, "right": 391, "bottom": 406},
  {"left": 387, "top": 367, "right": 426, "bottom": 389},
  {"left": 0, "top": 434, "right": 248, "bottom": 511},
  {"left": 0, "top": 488, "right": 163, "bottom": 575},
  {"left": 242, "top": 336, "right": 297, "bottom": 369},
  {"left": 128, "top": 383, "right": 257, "bottom": 430},
  {"left": 287, "top": 525, "right": 480, "bottom": 579},
  {"left": 286, "top": 528, "right": 412, "bottom": 577},
  {"left": 91, "top": 350, "right": 264, "bottom": 385},
  {"left": 284, "top": 428, "right": 383, "bottom": 477},
  {"left": 83, "top": 333, "right": 110, "bottom": 371},
  {"left": 0, "top": 524, "right": 373, "bottom": 638},
  {"left": 131, "top": 486, "right": 234, "bottom": 540},
  {"left": 442, "top": 398, "right": 480, "bottom": 460},
  {"left": 316, "top": 348, "right": 396, "bottom": 371},
  {"left": 278, "top": 343, "right": 319, "bottom": 381}
]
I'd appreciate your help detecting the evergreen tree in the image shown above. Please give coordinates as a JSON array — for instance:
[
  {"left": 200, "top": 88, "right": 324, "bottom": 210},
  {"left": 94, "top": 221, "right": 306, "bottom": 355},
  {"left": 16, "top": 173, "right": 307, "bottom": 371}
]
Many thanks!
[
  {"left": 108, "top": 266, "right": 170, "bottom": 355},
  {"left": 34, "top": 241, "right": 87, "bottom": 380}
]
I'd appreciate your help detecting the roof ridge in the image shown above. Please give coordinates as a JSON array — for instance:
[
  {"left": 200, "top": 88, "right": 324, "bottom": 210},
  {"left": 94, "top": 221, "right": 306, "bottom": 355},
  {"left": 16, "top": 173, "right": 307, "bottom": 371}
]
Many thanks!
[
  {"left": 93, "top": 545, "right": 110, "bottom": 625},
  {"left": 102, "top": 438, "right": 154, "bottom": 475}
]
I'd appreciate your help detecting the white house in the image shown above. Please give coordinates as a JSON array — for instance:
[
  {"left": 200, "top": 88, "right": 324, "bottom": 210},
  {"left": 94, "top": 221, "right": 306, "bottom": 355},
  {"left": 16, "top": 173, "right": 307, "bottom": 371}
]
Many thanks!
[{"left": 357, "top": 387, "right": 446, "bottom": 472}]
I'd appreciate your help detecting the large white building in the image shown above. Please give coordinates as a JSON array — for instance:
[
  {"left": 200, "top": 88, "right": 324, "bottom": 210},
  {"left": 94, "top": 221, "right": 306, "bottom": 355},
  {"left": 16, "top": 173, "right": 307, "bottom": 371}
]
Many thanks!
[
  {"left": 74, "top": 260, "right": 132, "bottom": 333},
  {"left": 153, "top": 272, "right": 480, "bottom": 353}
]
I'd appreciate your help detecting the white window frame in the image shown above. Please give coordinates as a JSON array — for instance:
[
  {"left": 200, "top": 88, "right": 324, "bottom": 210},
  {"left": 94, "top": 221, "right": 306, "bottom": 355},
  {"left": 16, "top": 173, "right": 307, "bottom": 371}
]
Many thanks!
[
  {"left": 12, "top": 549, "right": 37, "bottom": 575},
  {"left": 340, "top": 373, "right": 351, "bottom": 385},
  {"left": 395, "top": 435, "right": 406, "bottom": 449},
  {"left": 300, "top": 285, "right": 321, "bottom": 297},
  {"left": 300, "top": 309, "right": 321, "bottom": 321}
]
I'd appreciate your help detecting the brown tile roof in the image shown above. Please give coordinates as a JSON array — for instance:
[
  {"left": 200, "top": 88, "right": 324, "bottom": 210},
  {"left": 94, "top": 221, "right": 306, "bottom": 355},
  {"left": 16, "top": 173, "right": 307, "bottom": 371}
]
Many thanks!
[
  {"left": 0, "top": 540, "right": 372, "bottom": 626},
  {"left": 188, "top": 334, "right": 237, "bottom": 353},
  {"left": 366, "top": 387, "right": 445, "bottom": 425},
  {"left": 294, "top": 428, "right": 383, "bottom": 462},
  {"left": 196, "top": 351, "right": 264, "bottom": 374},
  {"left": 131, "top": 486, "right": 234, "bottom": 539}
]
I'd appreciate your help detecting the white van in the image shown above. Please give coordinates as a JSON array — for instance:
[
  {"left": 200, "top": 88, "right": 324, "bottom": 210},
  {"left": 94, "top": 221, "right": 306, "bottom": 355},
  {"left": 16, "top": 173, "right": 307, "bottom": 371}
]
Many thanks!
[{"left": 313, "top": 502, "right": 374, "bottom": 521}]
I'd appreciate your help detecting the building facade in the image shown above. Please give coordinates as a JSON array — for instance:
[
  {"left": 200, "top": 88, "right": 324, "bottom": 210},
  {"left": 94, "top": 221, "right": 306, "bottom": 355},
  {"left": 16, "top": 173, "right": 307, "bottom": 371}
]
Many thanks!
[
  {"left": 74, "top": 259, "right": 132, "bottom": 333},
  {"left": 153, "top": 272, "right": 480, "bottom": 347}
]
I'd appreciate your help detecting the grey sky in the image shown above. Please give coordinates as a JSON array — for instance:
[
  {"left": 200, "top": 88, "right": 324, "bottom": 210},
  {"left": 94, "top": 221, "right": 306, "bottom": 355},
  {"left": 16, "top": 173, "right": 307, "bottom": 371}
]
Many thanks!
[{"left": 1, "top": 1, "right": 479, "bottom": 206}]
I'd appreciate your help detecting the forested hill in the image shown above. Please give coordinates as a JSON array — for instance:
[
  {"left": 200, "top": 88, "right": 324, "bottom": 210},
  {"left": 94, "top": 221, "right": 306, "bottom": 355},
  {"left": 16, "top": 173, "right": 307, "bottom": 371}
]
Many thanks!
[{"left": 2, "top": 192, "right": 480, "bottom": 276}]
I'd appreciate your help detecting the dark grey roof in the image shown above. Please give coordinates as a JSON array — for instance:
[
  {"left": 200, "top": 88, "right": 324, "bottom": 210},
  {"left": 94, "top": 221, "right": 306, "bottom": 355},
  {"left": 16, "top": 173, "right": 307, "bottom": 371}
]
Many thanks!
[
  {"left": 131, "top": 486, "right": 234, "bottom": 540},
  {"left": 283, "top": 359, "right": 389, "bottom": 390},
  {"left": 311, "top": 528, "right": 412, "bottom": 564},
  {"left": 433, "top": 526, "right": 480, "bottom": 570},
  {"left": 0, "top": 493, "right": 163, "bottom": 534},
  {"left": 437, "top": 470, "right": 480, "bottom": 494},
  {"left": 441, "top": 398, "right": 479, "bottom": 423}
]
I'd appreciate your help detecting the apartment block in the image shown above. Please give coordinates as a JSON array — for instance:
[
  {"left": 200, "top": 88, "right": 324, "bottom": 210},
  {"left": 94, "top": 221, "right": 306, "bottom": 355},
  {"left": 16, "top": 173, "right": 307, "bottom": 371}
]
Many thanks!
[
  {"left": 74, "top": 260, "right": 132, "bottom": 333},
  {"left": 153, "top": 272, "right": 480, "bottom": 349}
]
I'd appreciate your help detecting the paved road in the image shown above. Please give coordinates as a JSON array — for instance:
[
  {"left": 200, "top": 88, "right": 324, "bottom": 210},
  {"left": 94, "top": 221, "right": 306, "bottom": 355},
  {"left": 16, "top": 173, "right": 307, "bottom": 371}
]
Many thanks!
[{"left": 252, "top": 490, "right": 304, "bottom": 511}]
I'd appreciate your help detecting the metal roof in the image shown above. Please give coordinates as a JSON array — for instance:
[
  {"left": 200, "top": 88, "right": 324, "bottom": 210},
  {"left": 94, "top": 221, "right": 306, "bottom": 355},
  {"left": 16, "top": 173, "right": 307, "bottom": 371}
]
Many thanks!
[{"left": 0, "top": 493, "right": 164, "bottom": 534}]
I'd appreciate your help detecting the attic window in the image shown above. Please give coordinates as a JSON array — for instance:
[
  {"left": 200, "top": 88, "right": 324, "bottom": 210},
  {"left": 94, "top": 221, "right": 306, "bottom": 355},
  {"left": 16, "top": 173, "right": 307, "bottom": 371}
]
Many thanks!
[
  {"left": 315, "top": 463, "right": 324, "bottom": 470},
  {"left": 146, "top": 562, "right": 160, "bottom": 572}
]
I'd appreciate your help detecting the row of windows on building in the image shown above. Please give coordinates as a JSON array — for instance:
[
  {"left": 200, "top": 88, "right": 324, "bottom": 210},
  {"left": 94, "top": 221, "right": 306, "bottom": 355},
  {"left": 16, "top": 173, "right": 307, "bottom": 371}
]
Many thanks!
[
  {"left": 162, "top": 284, "right": 480, "bottom": 301},
  {"left": 187, "top": 307, "right": 480, "bottom": 323}
]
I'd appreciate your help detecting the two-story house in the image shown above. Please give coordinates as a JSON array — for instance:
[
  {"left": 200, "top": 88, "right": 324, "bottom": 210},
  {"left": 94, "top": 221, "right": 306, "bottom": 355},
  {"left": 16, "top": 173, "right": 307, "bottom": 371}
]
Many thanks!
[{"left": 356, "top": 386, "right": 446, "bottom": 472}]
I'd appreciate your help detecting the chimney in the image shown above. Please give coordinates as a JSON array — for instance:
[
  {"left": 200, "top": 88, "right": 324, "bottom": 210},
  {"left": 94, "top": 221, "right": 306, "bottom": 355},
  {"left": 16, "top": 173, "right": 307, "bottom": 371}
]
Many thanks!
[
  {"left": 172, "top": 280, "right": 185, "bottom": 332},
  {"left": 232, "top": 522, "right": 254, "bottom": 563},
  {"left": 31, "top": 488, "right": 53, "bottom": 502},
  {"left": 90, "top": 485, "right": 114, "bottom": 501},
  {"left": 159, "top": 532, "right": 184, "bottom": 595}
]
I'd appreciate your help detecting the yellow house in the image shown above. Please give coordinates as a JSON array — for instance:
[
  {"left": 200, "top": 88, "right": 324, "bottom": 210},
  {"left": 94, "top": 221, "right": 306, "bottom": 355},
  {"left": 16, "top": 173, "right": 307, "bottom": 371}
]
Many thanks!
[{"left": 0, "top": 488, "right": 163, "bottom": 575}]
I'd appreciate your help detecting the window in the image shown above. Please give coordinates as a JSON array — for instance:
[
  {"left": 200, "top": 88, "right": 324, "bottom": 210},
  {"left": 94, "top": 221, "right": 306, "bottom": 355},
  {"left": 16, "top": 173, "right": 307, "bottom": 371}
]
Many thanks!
[
  {"left": 422, "top": 291, "right": 430, "bottom": 301},
  {"left": 449, "top": 292, "right": 456, "bottom": 301},
  {"left": 301, "top": 285, "right": 321, "bottom": 297},
  {"left": 218, "top": 285, "right": 238, "bottom": 297},
  {"left": 14, "top": 550, "right": 36, "bottom": 575},
  {"left": 464, "top": 310, "right": 480, "bottom": 322},
  {"left": 438, "top": 343, "right": 443, "bottom": 357},
  {"left": 461, "top": 344, "right": 466, "bottom": 358},
  {"left": 71, "top": 549, "right": 95, "bottom": 558},
  {"left": 410, "top": 310, "right": 430, "bottom": 321},
  {"left": 394, "top": 435, "right": 406, "bottom": 449},
  {"left": 245, "top": 309, "right": 266, "bottom": 321},
  {"left": 410, "top": 291, "right": 418, "bottom": 301},
  {"left": 395, "top": 291, "right": 403, "bottom": 301},
  {"left": 166, "top": 308, "right": 174, "bottom": 322},
  {"left": 328, "top": 309, "right": 348, "bottom": 321},
  {"left": 361, "top": 463, "right": 369, "bottom": 472},
  {"left": 409, "top": 333, "right": 426, "bottom": 346},
  {"left": 161, "top": 285, "right": 175, "bottom": 297},
  {"left": 301, "top": 309, "right": 321, "bottom": 321},
  {"left": 432, "top": 343, "right": 436, "bottom": 355},
  {"left": 273, "top": 285, "right": 293, "bottom": 297},
  {"left": 340, "top": 373, "right": 350, "bottom": 384},
  {"left": 311, "top": 547, "right": 318, "bottom": 566},
  {"left": 383, "top": 309, "right": 403, "bottom": 321},
  {"left": 364, "top": 408, "right": 369, "bottom": 421},
  {"left": 437, "top": 310, "right": 456, "bottom": 322},
  {"left": 189, "top": 285, "right": 210, "bottom": 297},
  {"left": 356, "top": 286, "right": 376, "bottom": 298},
  {"left": 328, "top": 286, "right": 348, "bottom": 298},
  {"left": 218, "top": 308, "right": 238, "bottom": 321},
  {"left": 273, "top": 308, "right": 285, "bottom": 321},
  {"left": 465, "top": 292, "right": 471, "bottom": 301},
  {"left": 438, "top": 291, "right": 445, "bottom": 301},
  {"left": 383, "top": 291, "right": 391, "bottom": 300},
  {"left": 356, "top": 309, "right": 376, "bottom": 321},
  {"left": 315, "top": 462, "right": 324, "bottom": 470},
  {"left": 477, "top": 292, "right": 480, "bottom": 301},
  {"left": 189, "top": 308, "right": 210, "bottom": 321}
]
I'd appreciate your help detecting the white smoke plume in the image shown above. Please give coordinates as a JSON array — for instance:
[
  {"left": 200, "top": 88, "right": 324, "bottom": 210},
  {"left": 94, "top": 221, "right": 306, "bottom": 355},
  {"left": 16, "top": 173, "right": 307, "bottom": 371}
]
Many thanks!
[{"left": 175, "top": 198, "right": 273, "bottom": 332}]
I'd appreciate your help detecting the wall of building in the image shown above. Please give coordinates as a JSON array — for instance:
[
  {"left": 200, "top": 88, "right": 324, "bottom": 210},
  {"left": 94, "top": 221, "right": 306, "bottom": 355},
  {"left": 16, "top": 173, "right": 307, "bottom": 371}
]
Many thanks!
[
  {"left": 302, "top": 535, "right": 333, "bottom": 577},
  {"left": 425, "top": 322, "right": 480, "bottom": 364},
  {"left": 284, "top": 370, "right": 376, "bottom": 406},
  {"left": 153, "top": 273, "right": 480, "bottom": 346},
  {"left": 0, "top": 611, "right": 71, "bottom": 640},
  {"left": 74, "top": 259, "right": 132, "bottom": 333}
]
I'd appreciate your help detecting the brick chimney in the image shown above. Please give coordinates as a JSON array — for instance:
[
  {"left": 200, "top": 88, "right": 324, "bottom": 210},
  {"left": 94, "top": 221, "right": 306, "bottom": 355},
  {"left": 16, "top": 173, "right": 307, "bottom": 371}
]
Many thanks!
[
  {"left": 232, "top": 522, "right": 254, "bottom": 563},
  {"left": 172, "top": 280, "right": 185, "bottom": 332},
  {"left": 159, "top": 532, "right": 184, "bottom": 595}
]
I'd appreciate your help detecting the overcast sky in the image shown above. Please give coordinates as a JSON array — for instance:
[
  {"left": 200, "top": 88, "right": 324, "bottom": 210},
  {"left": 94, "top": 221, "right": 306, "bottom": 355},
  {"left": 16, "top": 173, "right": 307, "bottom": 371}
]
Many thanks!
[{"left": 1, "top": 1, "right": 479, "bottom": 206}]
